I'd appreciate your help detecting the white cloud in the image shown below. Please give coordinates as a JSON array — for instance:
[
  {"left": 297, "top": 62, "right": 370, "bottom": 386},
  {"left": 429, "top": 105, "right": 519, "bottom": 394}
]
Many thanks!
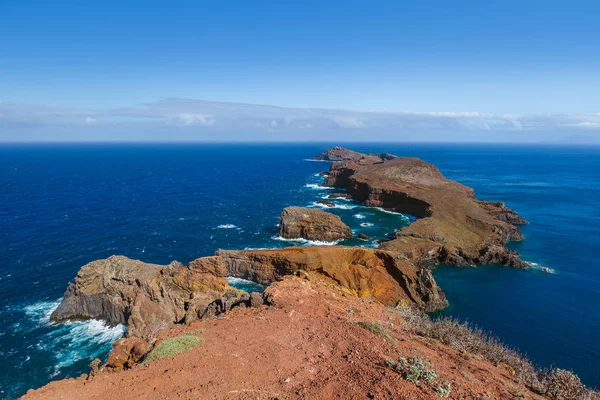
[
  {"left": 85, "top": 117, "right": 98, "bottom": 125},
  {"left": 1, "top": 98, "right": 600, "bottom": 142},
  {"left": 166, "top": 113, "right": 215, "bottom": 126}
]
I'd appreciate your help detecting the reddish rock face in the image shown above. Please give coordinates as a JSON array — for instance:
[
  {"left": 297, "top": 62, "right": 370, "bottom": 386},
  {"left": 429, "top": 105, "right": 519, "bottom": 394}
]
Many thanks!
[
  {"left": 322, "top": 148, "right": 528, "bottom": 269},
  {"left": 218, "top": 246, "right": 447, "bottom": 312},
  {"left": 279, "top": 206, "right": 353, "bottom": 242}
]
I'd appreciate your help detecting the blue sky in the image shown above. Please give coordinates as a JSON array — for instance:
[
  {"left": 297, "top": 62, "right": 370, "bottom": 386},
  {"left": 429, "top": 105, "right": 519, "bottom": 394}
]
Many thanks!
[{"left": 1, "top": 0, "right": 599, "bottom": 142}]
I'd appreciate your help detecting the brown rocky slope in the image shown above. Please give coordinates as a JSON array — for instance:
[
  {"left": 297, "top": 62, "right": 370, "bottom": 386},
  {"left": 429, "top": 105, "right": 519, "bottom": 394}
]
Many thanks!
[{"left": 24, "top": 276, "right": 549, "bottom": 400}]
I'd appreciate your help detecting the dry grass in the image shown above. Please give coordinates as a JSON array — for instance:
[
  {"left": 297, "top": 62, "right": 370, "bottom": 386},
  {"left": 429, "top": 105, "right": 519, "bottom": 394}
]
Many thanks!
[{"left": 395, "top": 304, "right": 598, "bottom": 399}]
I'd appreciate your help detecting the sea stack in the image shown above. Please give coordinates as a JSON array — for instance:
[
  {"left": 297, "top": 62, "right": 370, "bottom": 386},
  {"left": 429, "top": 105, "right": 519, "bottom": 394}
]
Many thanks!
[{"left": 279, "top": 206, "right": 353, "bottom": 242}]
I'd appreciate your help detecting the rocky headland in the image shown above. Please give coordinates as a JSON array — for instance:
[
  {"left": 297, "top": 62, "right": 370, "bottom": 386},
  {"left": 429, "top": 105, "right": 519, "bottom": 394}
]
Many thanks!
[
  {"left": 279, "top": 206, "right": 353, "bottom": 241},
  {"left": 322, "top": 149, "right": 529, "bottom": 269},
  {"left": 23, "top": 147, "right": 596, "bottom": 400}
]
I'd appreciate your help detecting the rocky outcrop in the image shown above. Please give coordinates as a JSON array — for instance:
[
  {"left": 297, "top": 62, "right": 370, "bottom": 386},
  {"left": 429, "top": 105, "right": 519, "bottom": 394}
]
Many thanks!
[
  {"left": 321, "top": 148, "right": 528, "bottom": 269},
  {"left": 50, "top": 256, "right": 252, "bottom": 339},
  {"left": 218, "top": 246, "right": 447, "bottom": 311},
  {"left": 279, "top": 206, "right": 353, "bottom": 241},
  {"left": 313, "top": 146, "right": 397, "bottom": 163}
]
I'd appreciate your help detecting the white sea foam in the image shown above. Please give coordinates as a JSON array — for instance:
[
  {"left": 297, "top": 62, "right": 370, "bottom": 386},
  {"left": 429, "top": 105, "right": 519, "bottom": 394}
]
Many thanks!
[
  {"left": 217, "top": 224, "right": 238, "bottom": 229},
  {"left": 353, "top": 213, "right": 366, "bottom": 219},
  {"left": 360, "top": 222, "right": 374, "bottom": 227},
  {"left": 272, "top": 235, "right": 340, "bottom": 246},
  {"left": 304, "top": 183, "right": 334, "bottom": 190},
  {"left": 303, "top": 159, "right": 331, "bottom": 162},
  {"left": 526, "top": 261, "right": 556, "bottom": 274},
  {"left": 334, "top": 204, "right": 357, "bottom": 210},
  {"left": 23, "top": 300, "right": 125, "bottom": 370}
]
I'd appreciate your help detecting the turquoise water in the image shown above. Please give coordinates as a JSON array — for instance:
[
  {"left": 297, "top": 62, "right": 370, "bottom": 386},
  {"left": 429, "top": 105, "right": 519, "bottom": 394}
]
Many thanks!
[{"left": 0, "top": 143, "right": 599, "bottom": 397}]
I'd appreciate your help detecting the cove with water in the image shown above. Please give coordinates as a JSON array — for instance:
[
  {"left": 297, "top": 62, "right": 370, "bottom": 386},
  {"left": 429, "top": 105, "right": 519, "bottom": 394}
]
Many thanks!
[{"left": 0, "top": 143, "right": 599, "bottom": 398}]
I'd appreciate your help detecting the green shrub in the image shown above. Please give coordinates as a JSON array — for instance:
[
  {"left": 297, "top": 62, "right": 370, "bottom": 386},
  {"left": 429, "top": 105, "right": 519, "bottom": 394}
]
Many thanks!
[
  {"left": 436, "top": 381, "right": 451, "bottom": 397},
  {"left": 142, "top": 335, "right": 203, "bottom": 364}
]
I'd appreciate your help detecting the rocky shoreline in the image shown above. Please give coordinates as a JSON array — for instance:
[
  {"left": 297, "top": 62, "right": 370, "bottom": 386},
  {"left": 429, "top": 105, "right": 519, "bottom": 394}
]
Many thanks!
[{"left": 23, "top": 147, "right": 594, "bottom": 400}]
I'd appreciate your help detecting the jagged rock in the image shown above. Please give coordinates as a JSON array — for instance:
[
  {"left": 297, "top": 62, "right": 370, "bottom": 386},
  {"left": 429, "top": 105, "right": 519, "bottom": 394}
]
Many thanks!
[
  {"left": 315, "top": 199, "right": 335, "bottom": 207},
  {"left": 328, "top": 192, "right": 350, "bottom": 199},
  {"left": 358, "top": 233, "right": 370, "bottom": 240},
  {"left": 321, "top": 148, "right": 528, "bottom": 269},
  {"left": 218, "top": 246, "right": 447, "bottom": 311},
  {"left": 104, "top": 337, "right": 152, "bottom": 371},
  {"left": 50, "top": 256, "right": 244, "bottom": 338},
  {"left": 279, "top": 206, "right": 352, "bottom": 241}
]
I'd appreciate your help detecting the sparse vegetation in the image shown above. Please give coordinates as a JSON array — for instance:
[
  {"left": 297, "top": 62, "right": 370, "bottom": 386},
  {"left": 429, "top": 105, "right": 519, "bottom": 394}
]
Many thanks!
[
  {"left": 355, "top": 321, "right": 393, "bottom": 343},
  {"left": 394, "top": 304, "right": 599, "bottom": 398},
  {"left": 142, "top": 335, "right": 204, "bottom": 364},
  {"left": 385, "top": 355, "right": 449, "bottom": 397},
  {"left": 188, "top": 328, "right": 205, "bottom": 335},
  {"left": 436, "top": 381, "right": 451, "bottom": 397},
  {"left": 540, "top": 368, "right": 586, "bottom": 400}
]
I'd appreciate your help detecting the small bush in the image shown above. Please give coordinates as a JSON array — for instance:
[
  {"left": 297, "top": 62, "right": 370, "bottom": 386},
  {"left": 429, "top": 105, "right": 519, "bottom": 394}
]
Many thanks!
[
  {"left": 386, "top": 356, "right": 449, "bottom": 397},
  {"left": 355, "top": 321, "right": 393, "bottom": 343},
  {"left": 436, "top": 381, "right": 451, "bottom": 397},
  {"left": 142, "top": 335, "right": 203, "bottom": 364},
  {"left": 542, "top": 369, "right": 584, "bottom": 400}
]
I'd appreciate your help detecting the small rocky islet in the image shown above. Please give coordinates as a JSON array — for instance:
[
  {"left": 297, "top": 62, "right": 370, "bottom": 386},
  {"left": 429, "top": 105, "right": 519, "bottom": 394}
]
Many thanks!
[{"left": 23, "top": 148, "right": 594, "bottom": 400}]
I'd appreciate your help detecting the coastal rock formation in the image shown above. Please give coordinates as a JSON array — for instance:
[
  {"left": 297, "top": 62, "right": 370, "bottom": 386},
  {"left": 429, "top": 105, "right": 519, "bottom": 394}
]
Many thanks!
[
  {"left": 218, "top": 246, "right": 447, "bottom": 311},
  {"left": 24, "top": 276, "right": 546, "bottom": 400},
  {"left": 313, "top": 146, "right": 397, "bottom": 163},
  {"left": 279, "top": 206, "right": 353, "bottom": 241},
  {"left": 322, "top": 148, "right": 529, "bottom": 268},
  {"left": 50, "top": 255, "right": 251, "bottom": 338}
]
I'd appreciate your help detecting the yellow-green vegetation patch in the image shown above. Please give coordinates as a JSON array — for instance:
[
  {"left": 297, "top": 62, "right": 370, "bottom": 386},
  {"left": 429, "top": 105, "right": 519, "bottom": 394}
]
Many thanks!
[
  {"left": 355, "top": 321, "right": 393, "bottom": 343},
  {"left": 142, "top": 335, "right": 204, "bottom": 364}
]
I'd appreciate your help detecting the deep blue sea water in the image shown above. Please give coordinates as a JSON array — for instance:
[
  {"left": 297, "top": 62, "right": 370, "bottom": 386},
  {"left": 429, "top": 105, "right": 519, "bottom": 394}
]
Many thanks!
[{"left": 0, "top": 143, "right": 599, "bottom": 398}]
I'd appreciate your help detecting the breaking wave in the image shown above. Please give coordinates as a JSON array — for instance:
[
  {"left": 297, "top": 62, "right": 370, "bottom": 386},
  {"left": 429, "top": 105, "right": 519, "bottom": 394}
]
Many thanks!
[
  {"left": 304, "top": 184, "right": 334, "bottom": 190},
  {"left": 271, "top": 235, "right": 340, "bottom": 246},
  {"left": 217, "top": 224, "right": 238, "bottom": 229},
  {"left": 526, "top": 261, "right": 556, "bottom": 274}
]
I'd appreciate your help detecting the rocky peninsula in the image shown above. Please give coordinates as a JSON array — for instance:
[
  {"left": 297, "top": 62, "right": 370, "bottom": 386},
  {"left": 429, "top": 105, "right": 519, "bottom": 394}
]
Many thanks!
[
  {"left": 322, "top": 150, "right": 529, "bottom": 269},
  {"left": 23, "top": 147, "right": 596, "bottom": 400}
]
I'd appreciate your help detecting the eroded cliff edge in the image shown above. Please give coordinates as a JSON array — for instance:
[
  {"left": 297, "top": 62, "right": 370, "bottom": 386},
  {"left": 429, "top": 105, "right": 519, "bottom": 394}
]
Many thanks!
[{"left": 322, "top": 149, "right": 528, "bottom": 268}]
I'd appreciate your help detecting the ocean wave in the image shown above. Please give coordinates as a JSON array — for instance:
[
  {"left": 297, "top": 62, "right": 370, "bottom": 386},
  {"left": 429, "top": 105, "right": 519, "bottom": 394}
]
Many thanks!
[
  {"left": 216, "top": 224, "right": 238, "bottom": 229},
  {"left": 334, "top": 204, "right": 357, "bottom": 210},
  {"left": 304, "top": 184, "right": 335, "bottom": 190},
  {"left": 271, "top": 235, "right": 340, "bottom": 246},
  {"left": 360, "top": 222, "right": 374, "bottom": 227},
  {"left": 23, "top": 300, "right": 125, "bottom": 370},
  {"left": 526, "top": 261, "right": 556, "bottom": 274},
  {"left": 353, "top": 213, "right": 366, "bottom": 219},
  {"left": 303, "top": 159, "right": 330, "bottom": 162},
  {"left": 226, "top": 277, "right": 266, "bottom": 293}
]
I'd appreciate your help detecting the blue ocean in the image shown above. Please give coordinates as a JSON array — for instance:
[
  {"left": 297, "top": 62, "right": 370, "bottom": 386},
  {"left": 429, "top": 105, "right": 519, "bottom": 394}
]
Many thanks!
[{"left": 0, "top": 143, "right": 599, "bottom": 398}]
